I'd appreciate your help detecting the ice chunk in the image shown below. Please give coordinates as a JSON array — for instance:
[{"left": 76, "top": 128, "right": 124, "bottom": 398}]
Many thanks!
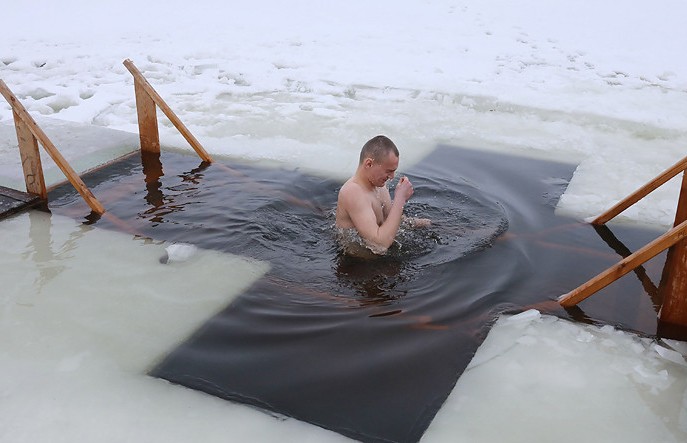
[
  {"left": 662, "top": 339, "right": 687, "bottom": 357},
  {"left": 505, "top": 309, "right": 541, "bottom": 324},
  {"left": 162, "top": 243, "right": 199, "bottom": 264},
  {"left": 599, "top": 324, "right": 616, "bottom": 335},
  {"left": 653, "top": 344, "right": 687, "bottom": 367}
]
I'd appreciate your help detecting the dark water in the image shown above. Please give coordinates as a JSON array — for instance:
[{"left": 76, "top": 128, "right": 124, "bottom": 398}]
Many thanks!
[{"left": 49, "top": 146, "right": 667, "bottom": 443}]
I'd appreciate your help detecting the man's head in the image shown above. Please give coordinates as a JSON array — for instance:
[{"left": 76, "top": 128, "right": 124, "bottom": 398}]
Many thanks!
[
  {"left": 359, "top": 135, "right": 399, "bottom": 165},
  {"left": 359, "top": 135, "right": 400, "bottom": 187}
]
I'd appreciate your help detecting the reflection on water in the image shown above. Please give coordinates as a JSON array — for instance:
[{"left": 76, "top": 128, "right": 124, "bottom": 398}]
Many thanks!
[
  {"left": 593, "top": 224, "right": 661, "bottom": 310},
  {"left": 334, "top": 253, "right": 408, "bottom": 302},
  {"left": 23, "top": 209, "right": 93, "bottom": 293},
  {"left": 48, "top": 146, "right": 670, "bottom": 443}
]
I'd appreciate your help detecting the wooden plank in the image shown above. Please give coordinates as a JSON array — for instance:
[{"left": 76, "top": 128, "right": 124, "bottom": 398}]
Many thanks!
[
  {"left": 593, "top": 155, "right": 687, "bottom": 225},
  {"left": 134, "top": 78, "right": 160, "bottom": 154},
  {"left": 559, "top": 219, "right": 687, "bottom": 307},
  {"left": 0, "top": 185, "right": 43, "bottom": 220},
  {"left": 13, "top": 110, "right": 47, "bottom": 199},
  {"left": 0, "top": 185, "right": 40, "bottom": 202},
  {"left": 123, "top": 59, "right": 213, "bottom": 163},
  {"left": 0, "top": 80, "right": 105, "bottom": 215}
]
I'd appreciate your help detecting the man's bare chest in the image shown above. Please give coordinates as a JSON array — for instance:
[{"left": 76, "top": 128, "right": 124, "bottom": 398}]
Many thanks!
[{"left": 368, "top": 192, "right": 385, "bottom": 226}]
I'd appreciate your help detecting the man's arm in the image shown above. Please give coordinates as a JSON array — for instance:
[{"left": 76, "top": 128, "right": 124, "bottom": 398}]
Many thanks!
[
  {"left": 402, "top": 215, "right": 432, "bottom": 228},
  {"left": 389, "top": 181, "right": 429, "bottom": 229}
]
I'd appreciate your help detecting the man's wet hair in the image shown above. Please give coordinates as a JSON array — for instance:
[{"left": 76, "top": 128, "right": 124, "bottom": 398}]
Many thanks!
[{"left": 359, "top": 135, "right": 399, "bottom": 164}]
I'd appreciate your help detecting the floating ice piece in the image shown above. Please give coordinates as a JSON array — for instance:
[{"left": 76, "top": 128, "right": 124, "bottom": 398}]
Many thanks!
[
  {"left": 599, "top": 325, "right": 616, "bottom": 334},
  {"left": 505, "top": 309, "right": 541, "bottom": 324},
  {"left": 161, "top": 243, "right": 199, "bottom": 264},
  {"left": 662, "top": 339, "right": 687, "bottom": 357},
  {"left": 653, "top": 343, "right": 687, "bottom": 367}
]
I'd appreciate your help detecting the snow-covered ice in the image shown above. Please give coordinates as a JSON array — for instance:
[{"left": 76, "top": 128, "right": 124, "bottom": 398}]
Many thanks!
[
  {"left": 2, "top": 0, "right": 687, "bottom": 442},
  {"left": 0, "top": 118, "right": 138, "bottom": 189},
  {"left": 425, "top": 311, "right": 687, "bottom": 443}
]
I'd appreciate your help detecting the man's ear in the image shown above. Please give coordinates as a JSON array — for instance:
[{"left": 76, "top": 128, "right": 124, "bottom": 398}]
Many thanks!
[{"left": 363, "top": 158, "right": 374, "bottom": 168}]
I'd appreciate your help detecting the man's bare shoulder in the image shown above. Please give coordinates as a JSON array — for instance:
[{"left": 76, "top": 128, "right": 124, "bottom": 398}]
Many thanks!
[
  {"left": 336, "top": 179, "right": 368, "bottom": 228},
  {"left": 338, "top": 179, "right": 367, "bottom": 202}
]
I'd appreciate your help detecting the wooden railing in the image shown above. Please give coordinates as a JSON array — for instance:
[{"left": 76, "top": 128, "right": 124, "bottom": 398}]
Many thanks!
[
  {"left": 0, "top": 60, "right": 215, "bottom": 217},
  {"left": 559, "top": 155, "right": 687, "bottom": 330},
  {"left": 558, "top": 219, "right": 687, "bottom": 305},
  {"left": 123, "top": 59, "right": 213, "bottom": 163},
  {"left": 592, "top": 156, "right": 687, "bottom": 225},
  {"left": 0, "top": 80, "right": 105, "bottom": 214}
]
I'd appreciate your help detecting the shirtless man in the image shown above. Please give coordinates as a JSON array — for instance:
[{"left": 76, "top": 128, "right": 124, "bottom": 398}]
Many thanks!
[{"left": 335, "top": 135, "right": 428, "bottom": 255}]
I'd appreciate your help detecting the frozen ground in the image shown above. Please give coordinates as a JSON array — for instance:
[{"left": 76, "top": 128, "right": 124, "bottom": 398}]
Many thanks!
[{"left": 2, "top": 0, "right": 687, "bottom": 442}]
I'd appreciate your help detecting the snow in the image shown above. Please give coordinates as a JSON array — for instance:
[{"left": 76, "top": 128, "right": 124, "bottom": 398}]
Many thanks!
[{"left": 2, "top": 1, "right": 687, "bottom": 442}]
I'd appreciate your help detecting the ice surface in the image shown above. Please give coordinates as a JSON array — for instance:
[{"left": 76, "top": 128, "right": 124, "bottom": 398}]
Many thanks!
[
  {"left": 0, "top": 211, "right": 353, "bottom": 443},
  {"left": 424, "top": 312, "right": 687, "bottom": 443},
  {"left": 0, "top": 118, "right": 138, "bottom": 189}
]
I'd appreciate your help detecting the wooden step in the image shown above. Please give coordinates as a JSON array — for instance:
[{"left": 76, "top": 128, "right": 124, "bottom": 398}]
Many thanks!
[{"left": 0, "top": 185, "right": 43, "bottom": 220}]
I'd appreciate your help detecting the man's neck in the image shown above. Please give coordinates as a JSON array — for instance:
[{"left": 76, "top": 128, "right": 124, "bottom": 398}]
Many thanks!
[{"left": 353, "top": 169, "right": 376, "bottom": 192}]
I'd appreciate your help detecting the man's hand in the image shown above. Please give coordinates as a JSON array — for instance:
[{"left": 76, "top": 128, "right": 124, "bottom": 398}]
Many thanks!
[
  {"left": 395, "top": 176, "right": 414, "bottom": 203},
  {"left": 411, "top": 218, "right": 431, "bottom": 228}
]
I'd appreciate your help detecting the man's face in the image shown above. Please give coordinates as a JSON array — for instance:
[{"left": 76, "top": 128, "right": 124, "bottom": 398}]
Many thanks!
[{"left": 366, "top": 152, "right": 399, "bottom": 187}]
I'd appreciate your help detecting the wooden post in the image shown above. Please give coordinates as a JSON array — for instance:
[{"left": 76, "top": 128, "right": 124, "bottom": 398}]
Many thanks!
[
  {"left": 12, "top": 110, "right": 47, "bottom": 199},
  {"left": 0, "top": 80, "right": 105, "bottom": 215},
  {"left": 134, "top": 78, "right": 160, "bottom": 154},
  {"left": 657, "top": 170, "right": 687, "bottom": 330},
  {"left": 123, "top": 59, "right": 213, "bottom": 163},
  {"left": 593, "top": 156, "right": 687, "bottom": 225},
  {"left": 559, "top": 219, "right": 687, "bottom": 307},
  {"left": 672, "top": 169, "right": 687, "bottom": 226}
]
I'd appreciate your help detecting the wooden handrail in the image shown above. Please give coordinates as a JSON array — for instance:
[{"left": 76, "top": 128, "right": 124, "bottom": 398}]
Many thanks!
[
  {"left": 0, "top": 79, "right": 105, "bottom": 214},
  {"left": 123, "top": 59, "right": 213, "bottom": 163},
  {"left": 561, "top": 151, "right": 687, "bottom": 334},
  {"left": 559, "top": 219, "right": 687, "bottom": 307},
  {"left": 593, "top": 155, "right": 687, "bottom": 225}
]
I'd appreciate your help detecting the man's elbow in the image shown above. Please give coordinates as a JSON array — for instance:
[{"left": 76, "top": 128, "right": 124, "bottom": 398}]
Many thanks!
[{"left": 364, "top": 237, "right": 391, "bottom": 255}]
